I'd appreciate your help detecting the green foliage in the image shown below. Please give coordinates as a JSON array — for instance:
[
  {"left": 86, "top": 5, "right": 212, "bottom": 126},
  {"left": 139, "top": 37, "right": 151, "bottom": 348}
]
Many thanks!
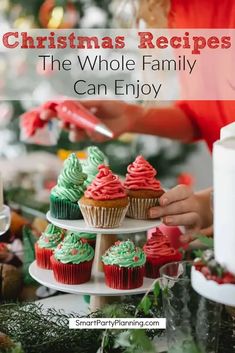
[
  {"left": 115, "top": 330, "right": 156, "bottom": 353},
  {"left": 138, "top": 296, "right": 152, "bottom": 315},
  {"left": 22, "top": 226, "right": 37, "bottom": 285},
  {"left": 0, "top": 300, "right": 164, "bottom": 353},
  {"left": 198, "top": 236, "right": 214, "bottom": 248},
  {"left": 6, "top": 343, "right": 24, "bottom": 353}
]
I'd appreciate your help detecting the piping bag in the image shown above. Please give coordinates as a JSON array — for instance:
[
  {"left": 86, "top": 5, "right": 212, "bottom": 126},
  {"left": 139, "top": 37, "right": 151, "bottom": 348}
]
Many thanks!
[{"left": 20, "top": 99, "right": 113, "bottom": 145}]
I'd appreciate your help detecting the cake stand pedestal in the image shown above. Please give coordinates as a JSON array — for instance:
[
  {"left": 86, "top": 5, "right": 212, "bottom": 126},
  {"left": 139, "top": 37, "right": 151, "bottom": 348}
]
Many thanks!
[
  {"left": 191, "top": 266, "right": 235, "bottom": 307},
  {"left": 29, "top": 212, "right": 161, "bottom": 310}
]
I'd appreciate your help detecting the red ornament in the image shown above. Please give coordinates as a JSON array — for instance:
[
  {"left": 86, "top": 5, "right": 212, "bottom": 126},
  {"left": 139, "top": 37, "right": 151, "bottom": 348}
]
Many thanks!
[
  {"left": 177, "top": 172, "right": 195, "bottom": 187},
  {"left": 115, "top": 241, "right": 121, "bottom": 246},
  {"left": 133, "top": 256, "right": 139, "bottom": 262},
  {"left": 0, "top": 243, "right": 8, "bottom": 251},
  {"left": 39, "top": 0, "right": 79, "bottom": 29},
  {"left": 71, "top": 249, "right": 78, "bottom": 255}
]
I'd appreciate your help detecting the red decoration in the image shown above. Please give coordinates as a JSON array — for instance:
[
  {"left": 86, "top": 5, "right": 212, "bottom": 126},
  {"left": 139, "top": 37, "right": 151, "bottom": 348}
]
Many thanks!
[
  {"left": 71, "top": 249, "right": 78, "bottom": 255},
  {"left": 39, "top": 0, "right": 78, "bottom": 29},
  {"left": 177, "top": 172, "right": 194, "bottom": 187},
  {"left": 133, "top": 256, "right": 139, "bottom": 262}
]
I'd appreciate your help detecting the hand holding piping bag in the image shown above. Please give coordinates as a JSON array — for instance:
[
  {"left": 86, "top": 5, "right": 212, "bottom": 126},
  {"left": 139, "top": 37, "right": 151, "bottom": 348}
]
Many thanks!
[{"left": 20, "top": 99, "right": 114, "bottom": 144}]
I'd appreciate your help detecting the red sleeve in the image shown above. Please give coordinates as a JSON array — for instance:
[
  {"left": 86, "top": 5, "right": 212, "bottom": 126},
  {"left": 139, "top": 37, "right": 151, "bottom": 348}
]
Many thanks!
[{"left": 175, "top": 101, "right": 202, "bottom": 142}]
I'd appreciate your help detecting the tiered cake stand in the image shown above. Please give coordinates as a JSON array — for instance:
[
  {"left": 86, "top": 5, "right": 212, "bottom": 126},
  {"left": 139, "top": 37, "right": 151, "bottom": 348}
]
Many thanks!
[{"left": 29, "top": 211, "right": 160, "bottom": 310}]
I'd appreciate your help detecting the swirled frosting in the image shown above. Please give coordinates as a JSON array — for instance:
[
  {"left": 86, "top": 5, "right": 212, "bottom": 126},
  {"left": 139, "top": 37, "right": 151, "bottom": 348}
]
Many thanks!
[
  {"left": 102, "top": 240, "right": 146, "bottom": 268},
  {"left": 51, "top": 153, "right": 87, "bottom": 202},
  {"left": 82, "top": 146, "right": 106, "bottom": 187},
  {"left": 54, "top": 233, "right": 94, "bottom": 264},
  {"left": 37, "top": 224, "right": 63, "bottom": 249},
  {"left": 143, "top": 228, "right": 178, "bottom": 259},
  {"left": 66, "top": 230, "right": 96, "bottom": 240},
  {"left": 85, "top": 165, "right": 127, "bottom": 200},
  {"left": 124, "top": 155, "right": 161, "bottom": 191}
]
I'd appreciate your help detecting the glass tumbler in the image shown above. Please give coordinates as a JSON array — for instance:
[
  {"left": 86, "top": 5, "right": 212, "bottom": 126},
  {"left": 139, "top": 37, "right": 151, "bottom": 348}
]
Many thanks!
[{"left": 160, "top": 261, "right": 221, "bottom": 353}]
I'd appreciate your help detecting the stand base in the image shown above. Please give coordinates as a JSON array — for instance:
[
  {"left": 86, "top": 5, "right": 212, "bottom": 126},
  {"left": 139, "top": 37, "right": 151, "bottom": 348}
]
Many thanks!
[
  {"left": 90, "top": 295, "right": 121, "bottom": 312},
  {"left": 191, "top": 266, "right": 235, "bottom": 307}
]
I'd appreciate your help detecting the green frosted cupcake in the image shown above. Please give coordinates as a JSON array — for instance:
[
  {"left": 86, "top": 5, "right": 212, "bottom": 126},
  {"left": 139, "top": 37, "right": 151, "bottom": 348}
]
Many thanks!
[
  {"left": 35, "top": 224, "right": 64, "bottom": 269},
  {"left": 51, "top": 233, "right": 94, "bottom": 284},
  {"left": 102, "top": 240, "right": 146, "bottom": 289},
  {"left": 82, "top": 146, "right": 106, "bottom": 187},
  {"left": 50, "top": 153, "right": 87, "bottom": 219},
  {"left": 66, "top": 230, "right": 96, "bottom": 249}
]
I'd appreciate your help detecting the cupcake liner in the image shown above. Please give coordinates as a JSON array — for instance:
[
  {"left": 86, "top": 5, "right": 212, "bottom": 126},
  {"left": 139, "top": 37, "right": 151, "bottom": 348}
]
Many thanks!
[
  {"left": 35, "top": 243, "right": 54, "bottom": 269},
  {"left": 50, "top": 194, "right": 83, "bottom": 220},
  {"left": 50, "top": 256, "right": 93, "bottom": 284},
  {"left": 127, "top": 197, "right": 159, "bottom": 220},
  {"left": 79, "top": 203, "right": 129, "bottom": 228},
  {"left": 103, "top": 264, "right": 145, "bottom": 289},
  {"left": 145, "top": 252, "right": 183, "bottom": 278}
]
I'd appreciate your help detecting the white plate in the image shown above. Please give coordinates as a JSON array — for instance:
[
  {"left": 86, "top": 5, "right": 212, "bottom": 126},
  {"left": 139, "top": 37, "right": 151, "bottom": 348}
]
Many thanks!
[
  {"left": 191, "top": 266, "right": 235, "bottom": 306},
  {"left": 47, "top": 211, "right": 160, "bottom": 234},
  {"left": 29, "top": 261, "right": 156, "bottom": 296}
]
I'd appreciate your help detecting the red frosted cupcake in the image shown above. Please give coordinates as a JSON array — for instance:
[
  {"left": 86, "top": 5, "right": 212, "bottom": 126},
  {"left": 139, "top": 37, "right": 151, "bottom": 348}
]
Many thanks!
[
  {"left": 143, "top": 228, "right": 182, "bottom": 278},
  {"left": 51, "top": 233, "right": 94, "bottom": 284},
  {"left": 35, "top": 224, "right": 64, "bottom": 269},
  {"left": 124, "top": 156, "right": 164, "bottom": 219},
  {"left": 102, "top": 240, "right": 146, "bottom": 289},
  {"left": 79, "top": 165, "right": 129, "bottom": 228}
]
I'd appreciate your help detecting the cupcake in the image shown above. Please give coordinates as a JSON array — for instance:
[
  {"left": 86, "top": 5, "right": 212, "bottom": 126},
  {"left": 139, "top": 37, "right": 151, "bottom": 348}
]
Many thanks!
[
  {"left": 35, "top": 224, "right": 64, "bottom": 269},
  {"left": 124, "top": 156, "right": 164, "bottom": 219},
  {"left": 102, "top": 240, "right": 146, "bottom": 289},
  {"left": 66, "top": 231, "right": 96, "bottom": 249},
  {"left": 51, "top": 233, "right": 94, "bottom": 284},
  {"left": 79, "top": 165, "right": 129, "bottom": 228},
  {"left": 143, "top": 228, "right": 182, "bottom": 278},
  {"left": 50, "top": 153, "right": 87, "bottom": 219},
  {"left": 82, "top": 146, "right": 106, "bottom": 187}
]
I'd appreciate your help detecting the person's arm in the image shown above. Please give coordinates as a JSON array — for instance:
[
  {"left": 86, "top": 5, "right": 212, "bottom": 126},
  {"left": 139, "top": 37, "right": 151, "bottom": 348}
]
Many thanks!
[
  {"left": 51, "top": 101, "right": 199, "bottom": 143},
  {"left": 132, "top": 105, "right": 199, "bottom": 142},
  {"left": 149, "top": 185, "right": 213, "bottom": 243}
]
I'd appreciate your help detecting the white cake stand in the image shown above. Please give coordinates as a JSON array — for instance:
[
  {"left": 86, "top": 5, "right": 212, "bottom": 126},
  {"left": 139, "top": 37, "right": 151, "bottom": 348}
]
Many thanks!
[
  {"left": 191, "top": 266, "right": 235, "bottom": 307},
  {"left": 29, "top": 211, "right": 161, "bottom": 310}
]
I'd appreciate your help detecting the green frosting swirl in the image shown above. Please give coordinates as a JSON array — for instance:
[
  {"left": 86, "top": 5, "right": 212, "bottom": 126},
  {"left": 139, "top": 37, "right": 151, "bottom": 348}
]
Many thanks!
[
  {"left": 38, "top": 224, "right": 63, "bottom": 249},
  {"left": 82, "top": 146, "right": 106, "bottom": 187},
  {"left": 102, "top": 240, "right": 146, "bottom": 268},
  {"left": 54, "top": 233, "right": 94, "bottom": 264},
  {"left": 51, "top": 153, "right": 87, "bottom": 202},
  {"left": 66, "top": 231, "right": 96, "bottom": 240}
]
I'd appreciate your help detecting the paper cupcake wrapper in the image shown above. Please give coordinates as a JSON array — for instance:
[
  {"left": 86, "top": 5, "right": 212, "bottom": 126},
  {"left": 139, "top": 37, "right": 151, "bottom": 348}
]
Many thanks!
[
  {"left": 145, "top": 252, "right": 183, "bottom": 278},
  {"left": 103, "top": 264, "right": 145, "bottom": 289},
  {"left": 127, "top": 197, "right": 159, "bottom": 220},
  {"left": 50, "top": 194, "right": 83, "bottom": 220},
  {"left": 35, "top": 243, "right": 54, "bottom": 270},
  {"left": 50, "top": 256, "right": 93, "bottom": 284},
  {"left": 79, "top": 204, "right": 129, "bottom": 228}
]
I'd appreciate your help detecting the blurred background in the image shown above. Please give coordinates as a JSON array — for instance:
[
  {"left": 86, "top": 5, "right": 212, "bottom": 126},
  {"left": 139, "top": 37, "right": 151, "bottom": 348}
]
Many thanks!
[{"left": 0, "top": 0, "right": 212, "bottom": 219}]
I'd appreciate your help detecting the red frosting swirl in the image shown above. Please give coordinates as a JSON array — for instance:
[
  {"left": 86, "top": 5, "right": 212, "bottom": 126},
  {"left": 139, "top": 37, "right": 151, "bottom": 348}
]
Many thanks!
[
  {"left": 143, "top": 229, "right": 178, "bottom": 259},
  {"left": 85, "top": 164, "right": 127, "bottom": 200},
  {"left": 124, "top": 156, "right": 161, "bottom": 191}
]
